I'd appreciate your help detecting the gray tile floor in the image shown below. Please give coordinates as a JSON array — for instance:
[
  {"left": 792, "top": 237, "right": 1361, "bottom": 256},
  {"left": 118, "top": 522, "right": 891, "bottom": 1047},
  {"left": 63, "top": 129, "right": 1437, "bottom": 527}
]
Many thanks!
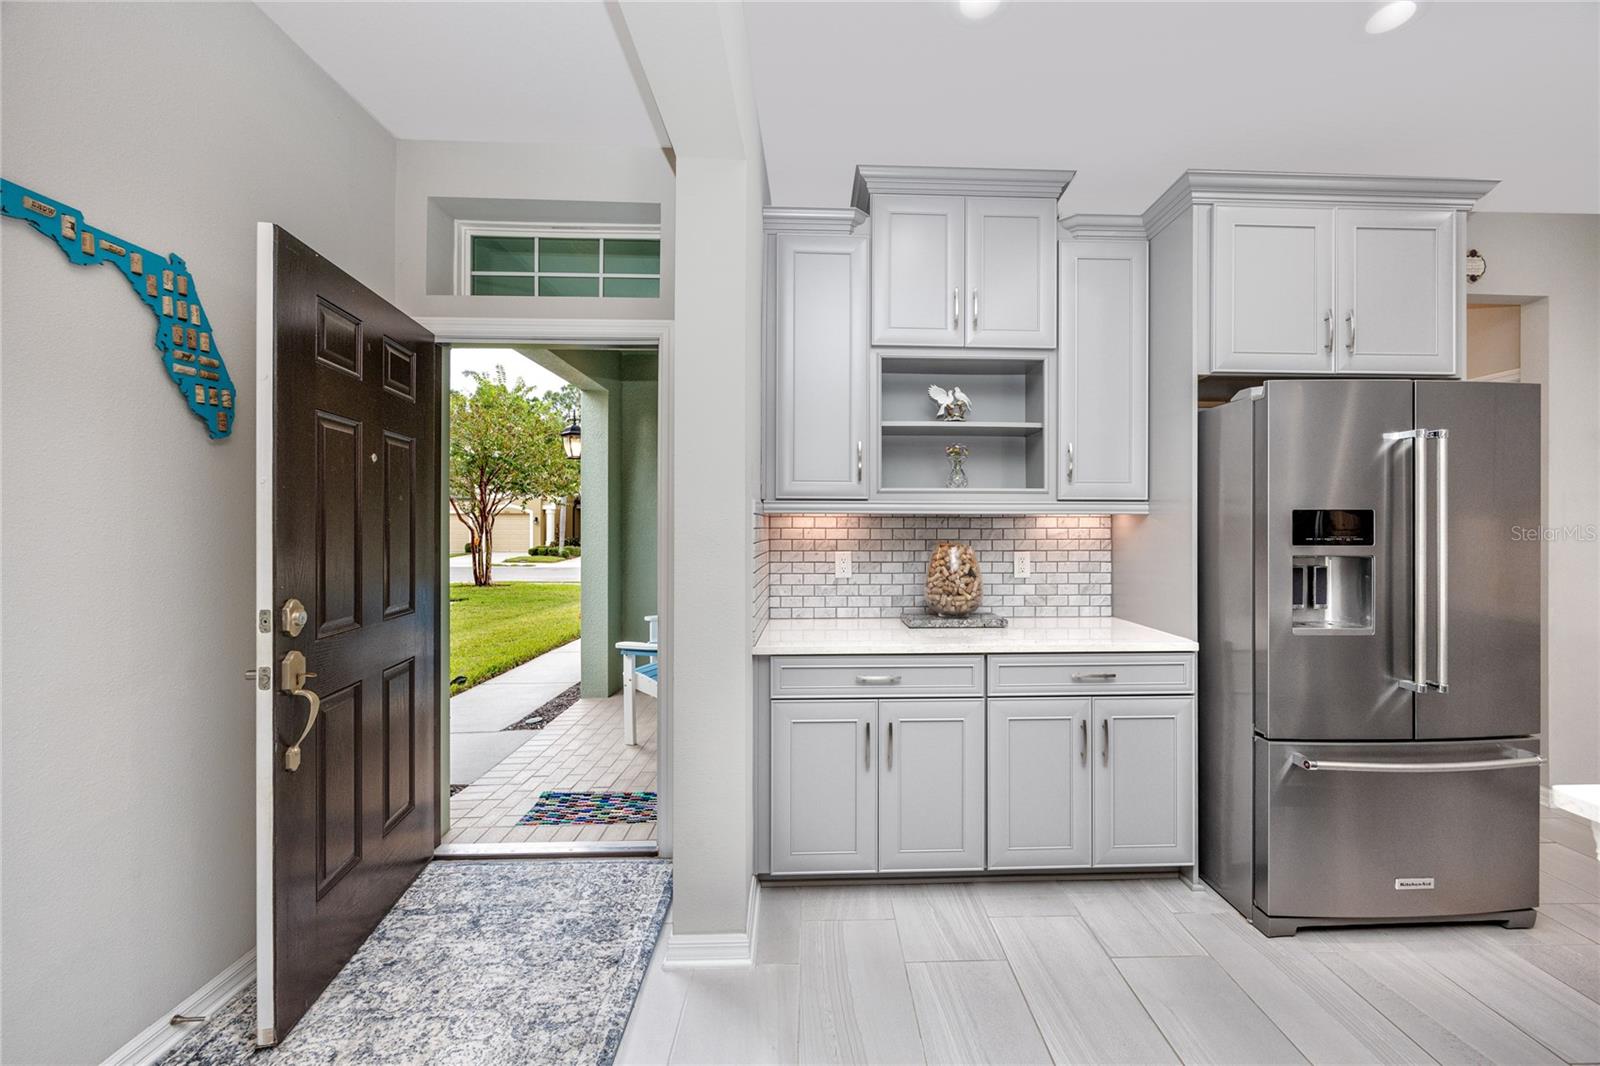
[{"left": 618, "top": 806, "right": 1600, "bottom": 1065}]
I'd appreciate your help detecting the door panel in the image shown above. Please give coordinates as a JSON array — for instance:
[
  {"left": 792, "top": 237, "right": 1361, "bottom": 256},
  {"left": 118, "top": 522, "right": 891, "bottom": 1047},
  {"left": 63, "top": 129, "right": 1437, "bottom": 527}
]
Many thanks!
[
  {"left": 965, "top": 197, "right": 1056, "bottom": 348},
  {"left": 1092, "top": 698, "right": 1193, "bottom": 866},
  {"left": 1255, "top": 738, "right": 1539, "bottom": 919},
  {"left": 1414, "top": 382, "right": 1541, "bottom": 739},
  {"left": 773, "top": 232, "right": 869, "bottom": 498},
  {"left": 770, "top": 700, "right": 877, "bottom": 874},
  {"left": 1212, "top": 206, "right": 1334, "bottom": 374},
  {"left": 260, "top": 225, "right": 439, "bottom": 1044},
  {"left": 1058, "top": 239, "right": 1148, "bottom": 500},
  {"left": 1336, "top": 209, "right": 1457, "bottom": 376},
  {"left": 880, "top": 699, "right": 985, "bottom": 871},
  {"left": 987, "top": 698, "right": 1092, "bottom": 869},
  {"left": 1258, "top": 379, "right": 1416, "bottom": 741},
  {"left": 871, "top": 195, "right": 963, "bottom": 346}
]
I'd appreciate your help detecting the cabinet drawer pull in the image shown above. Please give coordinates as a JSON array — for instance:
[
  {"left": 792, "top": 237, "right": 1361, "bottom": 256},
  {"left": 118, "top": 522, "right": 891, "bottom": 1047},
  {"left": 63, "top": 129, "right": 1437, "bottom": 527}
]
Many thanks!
[
  {"left": 888, "top": 720, "right": 894, "bottom": 769},
  {"left": 864, "top": 721, "right": 871, "bottom": 770},
  {"left": 855, "top": 674, "right": 902, "bottom": 685},
  {"left": 1323, "top": 310, "right": 1333, "bottom": 353},
  {"left": 1079, "top": 718, "right": 1088, "bottom": 766},
  {"left": 972, "top": 288, "right": 979, "bottom": 330},
  {"left": 953, "top": 287, "right": 961, "bottom": 330},
  {"left": 1072, "top": 672, "right": 1118, "bottom": 682},
  {"left": 1102, "top": 719, "right": 1110, "bottom": 765},
  {"left": 1345, "top": 310, "right": 1356, "bottom": 353}
]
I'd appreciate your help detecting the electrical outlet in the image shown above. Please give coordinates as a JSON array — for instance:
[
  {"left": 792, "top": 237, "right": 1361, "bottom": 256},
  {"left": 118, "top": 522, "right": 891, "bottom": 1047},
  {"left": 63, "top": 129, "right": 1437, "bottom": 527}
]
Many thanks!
[
  {"left": 834, "top": 550, "right": 852, "bottom": 579},
  {"left": 1014, "top": 550, "right": 1032, "bottom": 579}
]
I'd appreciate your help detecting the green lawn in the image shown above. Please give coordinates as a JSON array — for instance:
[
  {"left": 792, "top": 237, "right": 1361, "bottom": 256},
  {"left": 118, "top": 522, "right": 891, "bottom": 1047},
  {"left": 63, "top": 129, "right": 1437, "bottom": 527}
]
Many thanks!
[
  {"left": 504, "top": 552, "right": 581, "bottom": 564},
  {"left": 449, "top": 582, "right": 581, "bottom": 694}
]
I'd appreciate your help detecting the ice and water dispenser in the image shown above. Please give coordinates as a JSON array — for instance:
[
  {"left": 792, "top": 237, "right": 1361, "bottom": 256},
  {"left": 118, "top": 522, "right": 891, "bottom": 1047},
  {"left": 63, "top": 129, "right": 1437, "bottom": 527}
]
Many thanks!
[{"left": 1290, "top": 509, "right": 1374, "bottom": 631}]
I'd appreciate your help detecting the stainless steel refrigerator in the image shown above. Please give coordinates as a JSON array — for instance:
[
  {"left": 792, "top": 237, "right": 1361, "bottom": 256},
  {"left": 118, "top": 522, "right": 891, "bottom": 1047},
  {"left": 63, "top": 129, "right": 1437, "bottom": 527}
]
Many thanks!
[{"left": 1198, "top": 378, "right": 1542, "bottom": 937}]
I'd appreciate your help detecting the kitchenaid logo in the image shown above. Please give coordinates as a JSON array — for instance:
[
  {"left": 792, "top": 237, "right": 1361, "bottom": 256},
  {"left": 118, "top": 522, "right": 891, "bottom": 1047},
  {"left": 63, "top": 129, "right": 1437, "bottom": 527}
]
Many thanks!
[
  {"left": 1511, "top": 524, "right": 1598, "bottom": 542},
  {"left": 1394, "top": 877, "right": 1435, "bottom": 891}
]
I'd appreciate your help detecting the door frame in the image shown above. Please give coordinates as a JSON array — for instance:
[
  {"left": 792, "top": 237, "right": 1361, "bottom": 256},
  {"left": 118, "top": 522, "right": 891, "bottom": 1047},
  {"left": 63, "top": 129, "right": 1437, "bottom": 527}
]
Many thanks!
[{"left": 418, "top": 316, "right": 675, "bottom": 859}]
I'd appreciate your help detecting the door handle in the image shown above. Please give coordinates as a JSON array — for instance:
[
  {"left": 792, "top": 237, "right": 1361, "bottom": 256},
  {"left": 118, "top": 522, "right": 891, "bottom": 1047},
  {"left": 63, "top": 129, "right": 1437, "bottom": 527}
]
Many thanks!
[
  {"left": 856, "top": 441, "right": 863, "bottom": 482},
  {"left": 1387, "top": 428, "right": 1429, "bottom": 693},
  {"left": 1289, "top": 750, "right": 1543, "bottom": 774},
  {"left": 972, "top": 288, "right": 979, "bottom": 331},
  {"left": 279, "top": 649, "right": 321, "bottom": 772},
  {"left": 1345, "top": 310, "right": 1356, "bottom": 353},
  {"left": 887, "top": 720, "right": 894, "bottom": 770},
  {"left": 953, "top": 287, "right": 961, "bottom": 331},
  {"left": 864, "top": 720, "right": 871, "bottom": 770},
  {"left": 1101, "top": 719, "right": 1109, "bottom": 766},
  {"left": 1323, "top": 311, "right": 1334, "bottom": 353},
  {"left": 1431, "top": 429, "right": 1450, "bottom": 692},
  {"left": 1079, "top": 718, "right": 1088, "bottom": 766},
  {"left": 1066, "top": 442, "right": 1075, "bottom": 484}
]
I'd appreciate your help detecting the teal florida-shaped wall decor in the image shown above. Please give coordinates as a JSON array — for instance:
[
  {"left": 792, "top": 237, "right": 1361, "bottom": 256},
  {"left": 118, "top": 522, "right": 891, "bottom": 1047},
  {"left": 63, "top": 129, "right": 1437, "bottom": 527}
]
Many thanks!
[{"left": 1, "top": 179, "right": 236, "bottom": 439}]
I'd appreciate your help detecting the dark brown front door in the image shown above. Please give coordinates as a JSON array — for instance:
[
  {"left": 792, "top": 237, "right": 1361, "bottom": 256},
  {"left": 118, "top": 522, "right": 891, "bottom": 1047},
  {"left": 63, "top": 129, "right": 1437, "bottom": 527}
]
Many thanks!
[{"left": 259, "top": 225, "right": 439, "bottom": 1043}]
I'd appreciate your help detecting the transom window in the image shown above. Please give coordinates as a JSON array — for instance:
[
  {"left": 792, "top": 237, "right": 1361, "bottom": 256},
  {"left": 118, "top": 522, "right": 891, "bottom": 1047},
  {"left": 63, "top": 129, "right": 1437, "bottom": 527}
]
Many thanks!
[{"left": 458, "top": 223, "right": 661, "bottom": 298}]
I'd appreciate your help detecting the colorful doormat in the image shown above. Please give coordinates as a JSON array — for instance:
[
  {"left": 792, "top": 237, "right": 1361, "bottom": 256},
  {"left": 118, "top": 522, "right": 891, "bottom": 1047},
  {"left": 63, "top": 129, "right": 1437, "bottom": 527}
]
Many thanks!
[{"left": 520, "top": 790, "right": 657, "bottom": 825}]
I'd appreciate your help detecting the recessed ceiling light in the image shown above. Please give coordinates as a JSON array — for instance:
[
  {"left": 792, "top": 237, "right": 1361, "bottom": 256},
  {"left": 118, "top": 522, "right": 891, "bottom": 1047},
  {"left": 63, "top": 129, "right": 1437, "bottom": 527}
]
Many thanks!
[
  {"left": 958, "top": 0, "right": 1003, "bottom": 21},
  {"left": 1365, "top": 0, "right": 1418, "bottom": 34}
]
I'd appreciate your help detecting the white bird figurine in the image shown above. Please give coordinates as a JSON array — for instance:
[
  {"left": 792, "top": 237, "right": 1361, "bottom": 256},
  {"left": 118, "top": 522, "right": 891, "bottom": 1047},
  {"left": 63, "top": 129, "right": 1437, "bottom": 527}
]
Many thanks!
[{"left": 928, "top": 384, "right": 973, "bottom": 422}]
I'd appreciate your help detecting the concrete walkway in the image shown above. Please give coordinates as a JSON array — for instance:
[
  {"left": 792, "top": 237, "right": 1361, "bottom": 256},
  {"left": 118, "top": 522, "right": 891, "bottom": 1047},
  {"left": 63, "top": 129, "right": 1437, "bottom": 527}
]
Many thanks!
[{"left": 449, "top": 640, "right": 580, "bottom": 786}]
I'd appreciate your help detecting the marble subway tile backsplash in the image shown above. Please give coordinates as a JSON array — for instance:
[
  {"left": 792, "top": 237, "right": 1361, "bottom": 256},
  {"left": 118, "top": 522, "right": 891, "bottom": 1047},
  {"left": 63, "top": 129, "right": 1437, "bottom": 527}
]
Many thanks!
[{"left": 763, "top": 514, "right": 1111, "bottom": 620}]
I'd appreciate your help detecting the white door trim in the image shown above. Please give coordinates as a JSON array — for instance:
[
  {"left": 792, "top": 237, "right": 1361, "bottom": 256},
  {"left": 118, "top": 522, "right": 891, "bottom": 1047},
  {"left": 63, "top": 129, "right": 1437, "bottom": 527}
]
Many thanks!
[
  {"left": 251, "top": 222, "right": 277, "bottom": 1046},
  {"left": 421, "top": 316, "right": 675, "bottom": 858}
]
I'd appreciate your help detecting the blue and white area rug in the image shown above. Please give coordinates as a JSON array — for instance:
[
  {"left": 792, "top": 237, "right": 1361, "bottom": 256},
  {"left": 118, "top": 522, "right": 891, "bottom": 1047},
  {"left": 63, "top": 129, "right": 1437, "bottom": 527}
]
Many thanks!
[
  {"left": 161, "top": 859, "right": 671, "bottom": 1066},
  {"left": 521, "top": 790, "right": 658, "bottom": 825}
]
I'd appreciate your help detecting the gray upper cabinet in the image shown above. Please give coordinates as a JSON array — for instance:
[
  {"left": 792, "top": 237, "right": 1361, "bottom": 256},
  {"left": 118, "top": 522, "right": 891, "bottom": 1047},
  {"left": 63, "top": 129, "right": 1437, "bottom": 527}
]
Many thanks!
[
  {"left": 1091, "top": 697, "right": 1194, "bottom": 867},
  {"left": 1058, "top": 236, "right": 1149, "bottom": 500},
  {"left": 965, "top": 198, "right": 1058, "bottom": 348},
  {"left": 1147, "top": 172, "right": 1494, "bottom": 379},
  {"left": 772, "top": 229, "right": 869, "bottom": 499},
  {"left": 1335, "top": 208, "right": 1457, "bottom": 376},
  {"left": 870, "top": 194, "right": 965, "bottom": 347},
  {"left": 987, "top": 698, "right": 1092, "bottom": 869},
  {"left": 879, "top": 698, "right": 986, "bottom": 872},
  {"left": 1212, "top": 205, "right": 1335, "bottom": 375},
  {"left": 770, "top": 699, "right": 877, "bottom": 875}
]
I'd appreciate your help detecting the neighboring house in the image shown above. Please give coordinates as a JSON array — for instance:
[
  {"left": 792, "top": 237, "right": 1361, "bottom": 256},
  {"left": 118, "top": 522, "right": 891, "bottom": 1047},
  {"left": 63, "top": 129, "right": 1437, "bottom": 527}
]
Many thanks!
[{"left": 448, "top": 495, "right": 580, "bottom": 553}]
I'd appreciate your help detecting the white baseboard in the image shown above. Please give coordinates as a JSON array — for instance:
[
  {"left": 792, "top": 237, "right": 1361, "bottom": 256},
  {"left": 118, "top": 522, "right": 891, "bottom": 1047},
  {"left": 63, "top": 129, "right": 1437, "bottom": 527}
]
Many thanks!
[
  {"left": 659, "top": 878, "right": 759, "bottom": 968},
  {"left": 102, "top": 951, "right": 254, "bottom": 1066}
]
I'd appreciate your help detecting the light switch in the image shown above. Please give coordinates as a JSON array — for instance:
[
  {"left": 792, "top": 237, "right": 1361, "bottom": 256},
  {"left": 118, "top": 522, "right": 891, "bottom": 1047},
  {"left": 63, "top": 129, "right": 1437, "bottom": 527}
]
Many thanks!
[
  {"left": 1014, "top": 551, "right": 1032, "bottom": 579},
  {"left": 834, "top": 551, "right": 852, "bottom": 579}
]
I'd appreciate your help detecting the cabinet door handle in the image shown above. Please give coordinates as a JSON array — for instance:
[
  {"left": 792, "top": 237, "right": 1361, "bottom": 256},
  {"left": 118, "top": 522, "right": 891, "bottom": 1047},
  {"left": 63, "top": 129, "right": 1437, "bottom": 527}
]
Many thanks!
[
  {"left": 856, "top": 441, "right": 863, "bottom": 482},
  {"left": 972, "top": 288, "right": 979, "bottom": 330},
  {"left": 1102, "top": 719, "right": 1110, "bottom": 765},
  {"left": 953, "top": 287, "right": 961, "bottom": 330},
  {"left": 1345, "top": 310, "right": 1356, "bottom": 353},
  {"left": 887, "top": 720, "right": 894, "bottom": 770},
  {"left": 1324, "top": 310, "right": 1334, "bottom": 353},
  {"left": 1079, "top": 718, "right": 1088, "bottom": 766},
  {"left": 1066, "top": 442, "right": 1075, "bottom": 484},
  {"left": 865, "top": 720, "right": 871, "bottom": 770}
]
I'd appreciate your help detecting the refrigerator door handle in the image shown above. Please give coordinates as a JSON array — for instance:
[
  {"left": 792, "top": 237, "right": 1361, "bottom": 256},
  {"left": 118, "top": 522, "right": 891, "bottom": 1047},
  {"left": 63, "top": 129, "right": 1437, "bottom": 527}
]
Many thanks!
[
  {"left": 1387, "top": 428, "right": 1430, "bottom": 693},
  {"left": 1289, "top": 749, "right": 1543, "bottom": 774},
  {"left": 1429, "top": 428, "right": 1450, "bottom": 693}
]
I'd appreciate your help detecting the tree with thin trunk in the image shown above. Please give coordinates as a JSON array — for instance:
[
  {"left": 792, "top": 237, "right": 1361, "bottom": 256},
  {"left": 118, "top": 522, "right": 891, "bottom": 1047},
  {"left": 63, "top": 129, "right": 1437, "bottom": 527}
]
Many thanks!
[{"left": 449, "top": 370, "right": 577, "bottom": 585}]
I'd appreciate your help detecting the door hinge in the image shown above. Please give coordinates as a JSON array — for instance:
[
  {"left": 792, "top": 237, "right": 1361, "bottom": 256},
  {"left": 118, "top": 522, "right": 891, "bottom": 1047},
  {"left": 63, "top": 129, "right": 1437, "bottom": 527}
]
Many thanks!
[{"left": 258, "top": 609, "right": 271, "bottom": 633}]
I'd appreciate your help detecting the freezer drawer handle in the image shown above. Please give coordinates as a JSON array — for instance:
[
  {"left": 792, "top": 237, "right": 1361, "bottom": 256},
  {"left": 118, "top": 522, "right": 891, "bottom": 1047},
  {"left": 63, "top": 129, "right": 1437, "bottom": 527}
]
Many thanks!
[{"left": 1288, "top": 750, "right": 1543, "bottom": 774}]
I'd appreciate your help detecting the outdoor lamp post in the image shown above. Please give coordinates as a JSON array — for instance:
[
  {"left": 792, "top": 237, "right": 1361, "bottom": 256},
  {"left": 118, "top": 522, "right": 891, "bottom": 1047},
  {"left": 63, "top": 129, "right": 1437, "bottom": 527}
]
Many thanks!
[{"left": 560, "top": 408, "right": 582, "bottom": 460}]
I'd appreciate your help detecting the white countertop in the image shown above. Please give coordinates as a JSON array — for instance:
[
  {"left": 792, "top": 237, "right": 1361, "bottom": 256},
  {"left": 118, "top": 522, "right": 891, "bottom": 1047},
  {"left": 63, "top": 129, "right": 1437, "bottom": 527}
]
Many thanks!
[{"left": 752, "top": 615, "right": 1196, "bottom": 656}]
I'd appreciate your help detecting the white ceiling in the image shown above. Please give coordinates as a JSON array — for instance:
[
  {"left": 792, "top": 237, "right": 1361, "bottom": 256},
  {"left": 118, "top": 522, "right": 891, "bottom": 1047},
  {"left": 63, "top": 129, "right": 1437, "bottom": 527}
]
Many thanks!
[
  {"left": 257, "top": 0, "right": 662, "bottom": 147},
  {"left": 745, "top": 1, "right": 1600, "bottom": 214}
]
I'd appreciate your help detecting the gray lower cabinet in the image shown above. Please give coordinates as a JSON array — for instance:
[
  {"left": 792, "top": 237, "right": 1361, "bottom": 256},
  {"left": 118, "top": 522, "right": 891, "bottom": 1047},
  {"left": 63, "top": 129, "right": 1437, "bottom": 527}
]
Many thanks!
[
  {"left": 987, "top": 698, "right": 1093, "bottom": 868},
  {"left": 770, "top": 700, "right": 877, "bottom": 875},
  {"left": 879, "top": 699, "right": 986, "bottom": 872},
  {"left": 1091, "top": 697, "right": 1195, "bottom": 867}
]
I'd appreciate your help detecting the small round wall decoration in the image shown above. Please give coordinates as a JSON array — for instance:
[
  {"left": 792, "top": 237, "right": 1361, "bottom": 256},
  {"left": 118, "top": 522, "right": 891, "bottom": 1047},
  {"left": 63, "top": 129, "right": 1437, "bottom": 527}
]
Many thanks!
[{"left": 1465, "top": 248, "right": 1487, "bottom": 284}]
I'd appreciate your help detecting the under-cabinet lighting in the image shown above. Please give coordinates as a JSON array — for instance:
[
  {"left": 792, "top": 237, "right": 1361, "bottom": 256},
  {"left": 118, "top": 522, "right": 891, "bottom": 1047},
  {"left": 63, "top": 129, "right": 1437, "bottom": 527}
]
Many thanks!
[{"left": 1365, "top": 0, "right": 1418, "bottom": 34}]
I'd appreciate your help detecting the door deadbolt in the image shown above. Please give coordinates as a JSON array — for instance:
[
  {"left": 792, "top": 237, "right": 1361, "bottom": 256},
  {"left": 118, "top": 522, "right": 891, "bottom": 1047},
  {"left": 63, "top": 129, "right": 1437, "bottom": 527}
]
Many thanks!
[{"left": 281, "top": 597, "right": 308, "bottom": 637}]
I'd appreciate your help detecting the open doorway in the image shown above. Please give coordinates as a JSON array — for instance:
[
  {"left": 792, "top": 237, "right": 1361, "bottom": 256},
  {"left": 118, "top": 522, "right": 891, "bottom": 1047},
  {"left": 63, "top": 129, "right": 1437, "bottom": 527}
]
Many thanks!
[{"left": 437, "top": 339, "right": 665, "bottom": 855}]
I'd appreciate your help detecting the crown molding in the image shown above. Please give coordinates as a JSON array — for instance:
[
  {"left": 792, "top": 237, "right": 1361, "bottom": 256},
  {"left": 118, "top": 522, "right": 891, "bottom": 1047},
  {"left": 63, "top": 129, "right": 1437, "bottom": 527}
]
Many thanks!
[
  {"left": 1060, "top": 214, "right": 1149, "bottom": 241},
  {"left": 852, "top": 165, "right": 1075, "bottom": 214},
  {"left": 762, "top": 206, "right": 866, "bottom": 235},
  {"left": 1143, "top": 169, "right": 1500, "bottom": 236}
]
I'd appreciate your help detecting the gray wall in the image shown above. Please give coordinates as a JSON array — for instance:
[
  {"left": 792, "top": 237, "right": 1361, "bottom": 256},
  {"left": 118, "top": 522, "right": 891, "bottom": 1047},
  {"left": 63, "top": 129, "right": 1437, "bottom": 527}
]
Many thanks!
[
  {"left": 1464, "top": 213, "right": 1600, "bottom": 789},
  {"left": 0, "top": 3, "right": 397, "bottom": 1061}
]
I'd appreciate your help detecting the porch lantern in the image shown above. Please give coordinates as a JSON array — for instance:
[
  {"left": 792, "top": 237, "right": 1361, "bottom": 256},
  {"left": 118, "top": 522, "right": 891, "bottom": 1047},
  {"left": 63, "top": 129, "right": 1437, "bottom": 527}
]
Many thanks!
[{"left": 560, "top": 409, "right": 582, "bottom": 460}]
